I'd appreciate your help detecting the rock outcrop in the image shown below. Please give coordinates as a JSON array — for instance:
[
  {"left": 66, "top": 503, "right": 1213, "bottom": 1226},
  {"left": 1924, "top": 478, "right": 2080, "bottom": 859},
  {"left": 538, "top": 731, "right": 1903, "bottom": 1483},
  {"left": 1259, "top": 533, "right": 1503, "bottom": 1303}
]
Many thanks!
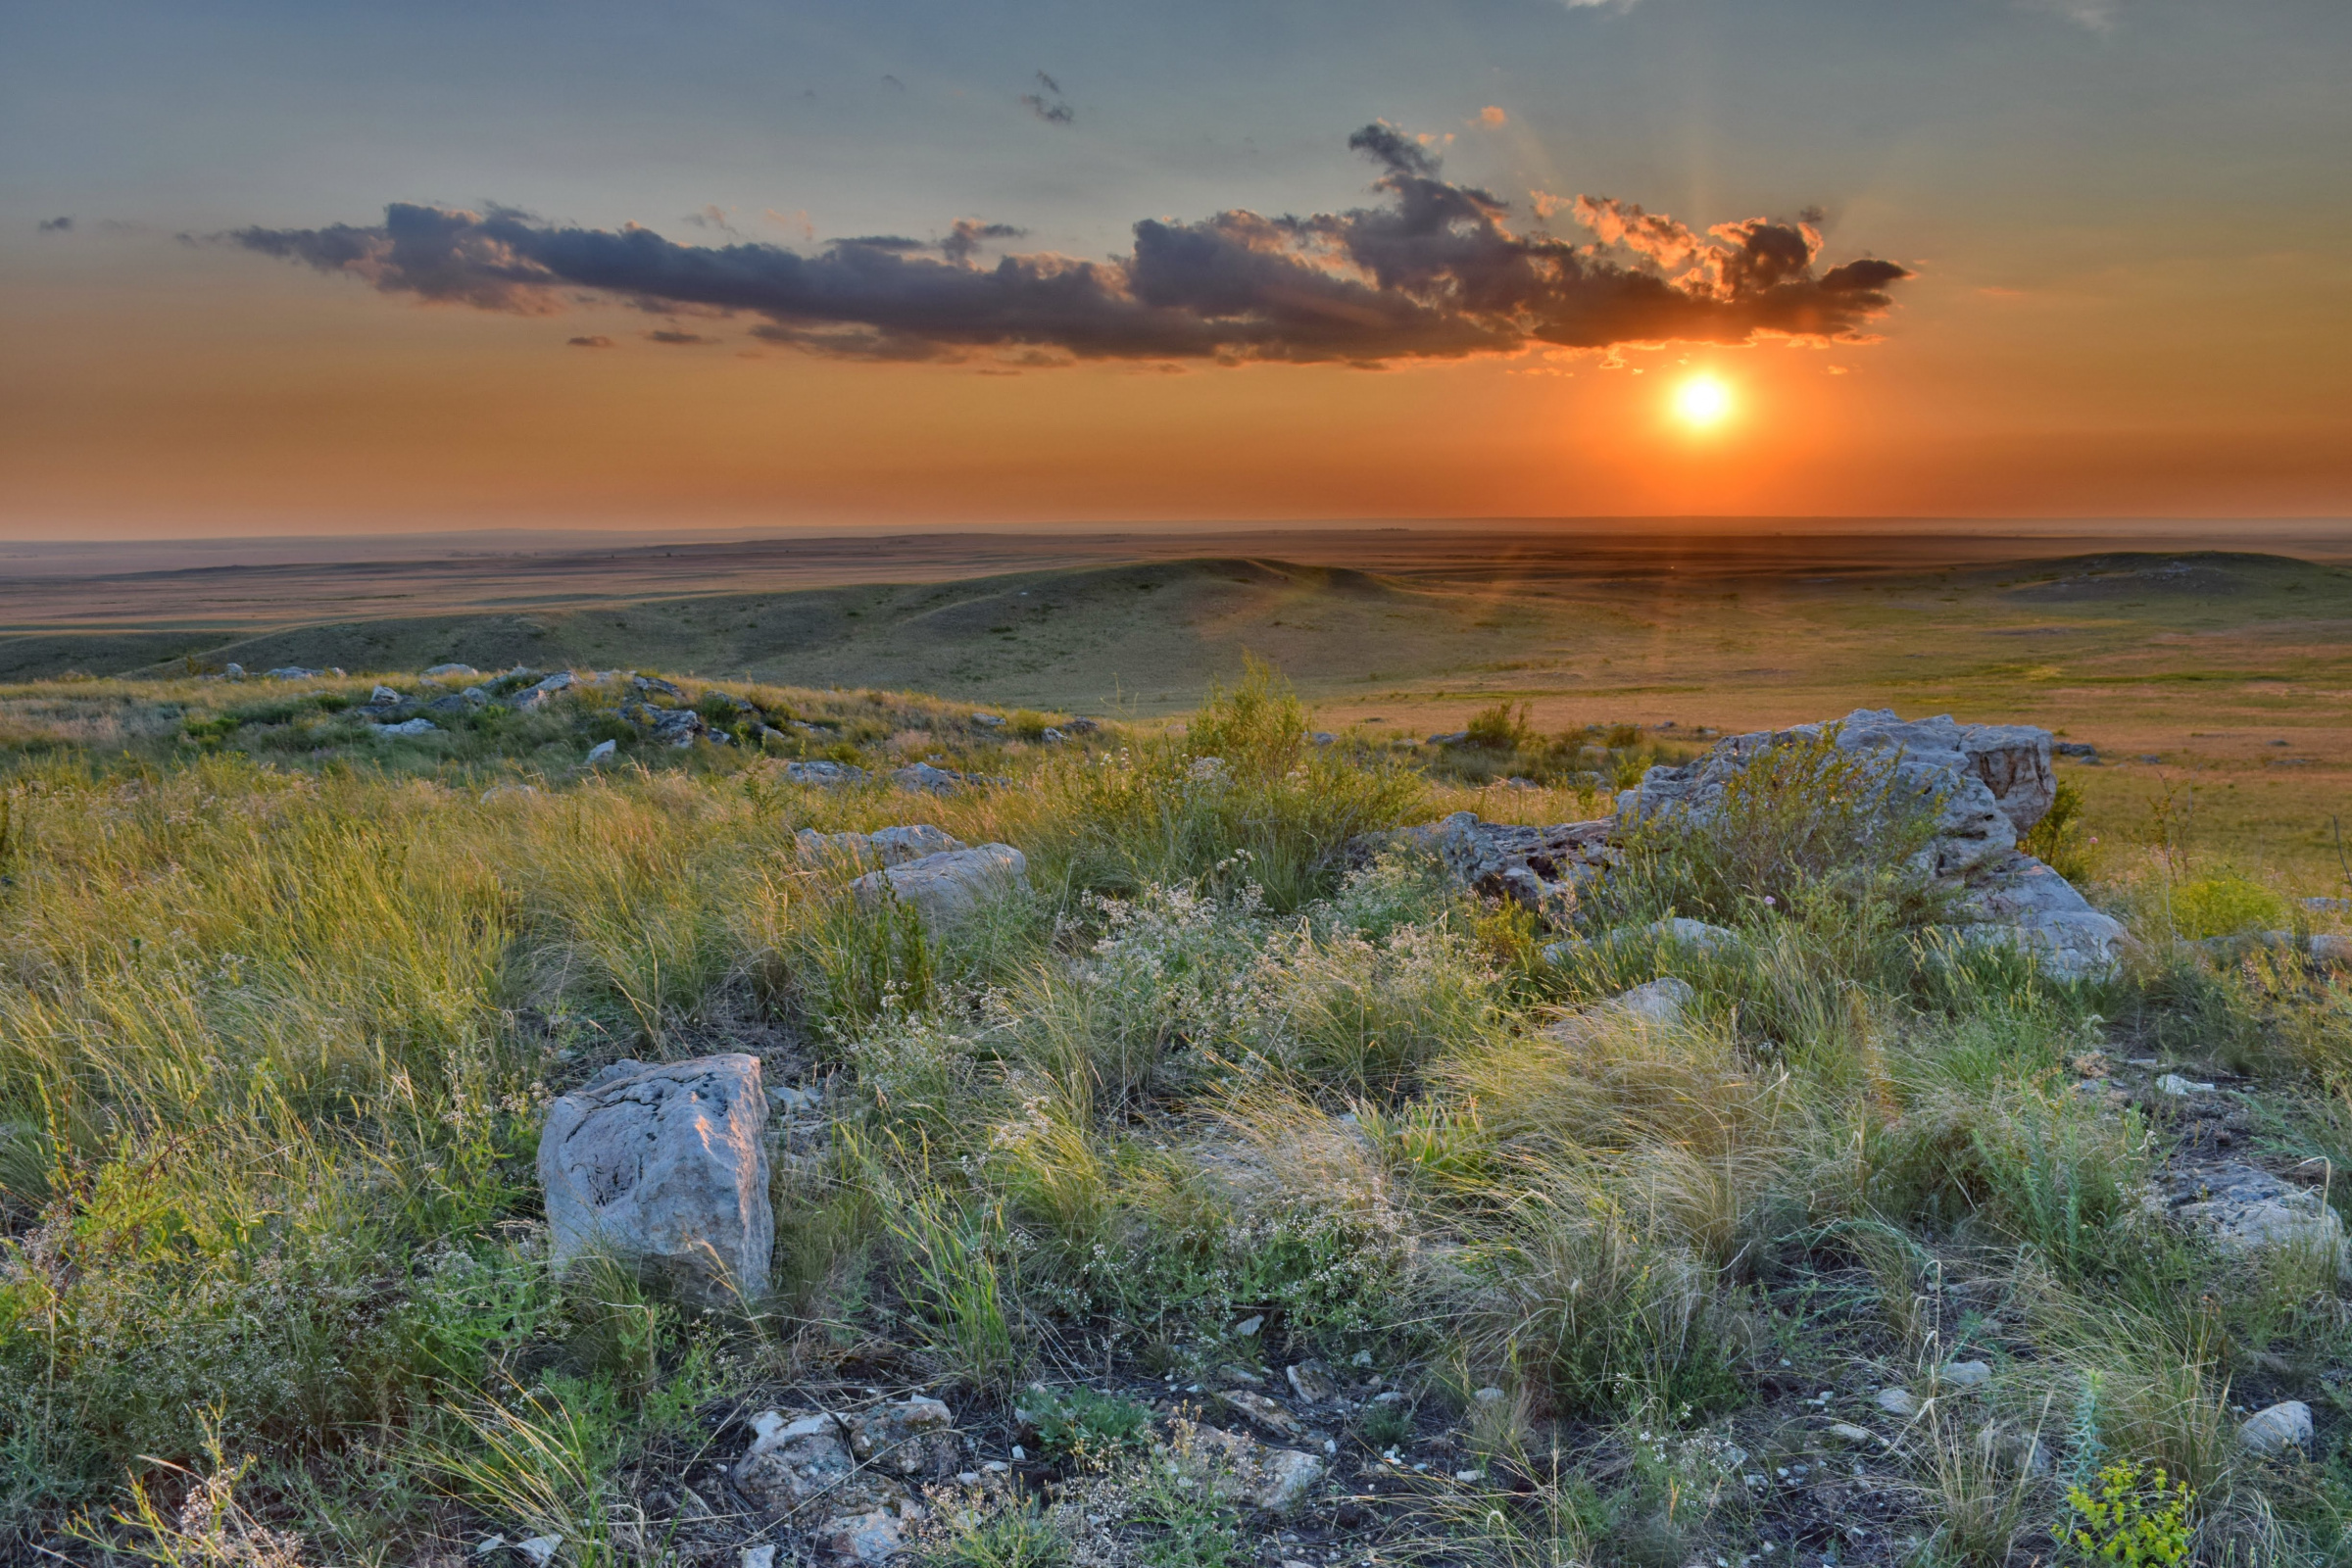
[
  {"left": 538, "top": 1054, "right": 773, "bottom": 1303},
  {"left": 1375, "top": 709, "right": 2128, "bottom": 981}
]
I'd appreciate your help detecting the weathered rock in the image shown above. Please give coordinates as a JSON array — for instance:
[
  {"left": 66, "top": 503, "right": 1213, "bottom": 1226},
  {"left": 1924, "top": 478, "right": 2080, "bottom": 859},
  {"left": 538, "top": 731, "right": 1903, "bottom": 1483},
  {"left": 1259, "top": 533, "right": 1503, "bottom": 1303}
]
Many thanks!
[
  {"left": 1874, "top": 1388, "right": 1919, "bottom": 1418},
  {"left": 422, "top": 662, "right": 478, "bottom": 679},
  {"left": 1188, "top": 1427, "right": 1326, "bottom": 1513},
  {"left": 781, "top": 759, "right": 868, "bottom": 787},
  {"left": 1826, "top": 1422, "right": 1876, "bottom": 1446},
  {"left": 1362, "top": 810, "right": 1613, "bottom": 910},
  {"left": 1602, "top": 976, "right": 1695, "bottom": 1025},
  {"left": 368, "top": 683, "right": 402, "bottom": 705},
  {"left": 2156, "top": 1072, "right": 2216, "bottom": 1097},
  {"left": 846, "top": 1396, "right": 958, "bottom": 1477},
  {"left": 734, "top": 1409, "right": 906, "bottom": 1517},
  {"left": 2163, "top": 1161, "right": 2351, "bottom": 1280},
  {"left": 371, "top": 717, "right": 438, "bottom": 737},
  {"left": 1615, "top": 709, "right": 2033, "bottom": 882},
  {"left": 851, "top": 845, "right": 1028, "bottom": 928},
  {"left": 511, "top": 670, "right": 574, "bottom": 709},
  {"left": 812, "top": 1505, "right": 922, "bottom": 1564},
  {"left": 970, "top": 711, "right": 1005, "bottom": 727},
  {"left": 892, "top": 761, "right": 975, "bottom": 794},
  {"left": 798, "top": 824, "right": 964, "bottom": 866},
  {"left": 1541, "top": 917, "right": 1741, "bottom": 967},
  {"left": 1064, "top": 716, "right": 1100, "bottom": 734},
  {"left": 1939, "top": 1359, "right": 1992, "bottom": 1390},
  {"left": 1957, "top": 724, "right": 2057, "bottom": 834},
  {"left": 585, "top": 739, "right": 616, "bottom": 763},
  {"left": 632, "top": 674, "right": 684, "bottom": 699},
  {"left": 538, "top": 1054, "right": 772, "bottom": 1302},
  {"left": 1217, "top": 1388, "right": 1303, "bottom": 1440},
  {"left": 2238, "top": 1400, "right": 2313, "bottom": 1458},
  {"left": 1285, "top": 1361, "right": 1341, "bottom": 1404},
  {"left": 1947, "top": 852, "right": 2129, "bottom": 981},
  {"left": 426, "top": 693, "right": 481, "bottom": 715}
]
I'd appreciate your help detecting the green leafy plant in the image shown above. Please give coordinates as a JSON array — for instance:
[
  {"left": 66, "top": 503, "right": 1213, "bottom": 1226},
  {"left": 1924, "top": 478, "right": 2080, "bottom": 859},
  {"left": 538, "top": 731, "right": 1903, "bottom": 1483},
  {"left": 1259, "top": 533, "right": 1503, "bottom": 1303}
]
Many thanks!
[
  {"left": 1016, "top": 1385, "right": 1154, "bottom": 1467},
  {"left": 2064, "top": 1460, "right": 2194, "bottom": 1567}
]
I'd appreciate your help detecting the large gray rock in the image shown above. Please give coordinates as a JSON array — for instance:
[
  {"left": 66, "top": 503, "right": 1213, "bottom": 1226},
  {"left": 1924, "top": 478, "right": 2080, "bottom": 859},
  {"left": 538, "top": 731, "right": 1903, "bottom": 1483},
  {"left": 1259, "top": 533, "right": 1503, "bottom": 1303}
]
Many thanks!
[
  {"left": 1950, "top": 852, "right": 2129, "bottom": 981},
  {"left": 851, "top": 845, "right": 1027, "bottom": 928},
  {"left": 1615, "top": 709, "right": 2034, "bottom": 882},
  {"left": 538, "top": 1054, "right": 772, "bottom": 1302}
]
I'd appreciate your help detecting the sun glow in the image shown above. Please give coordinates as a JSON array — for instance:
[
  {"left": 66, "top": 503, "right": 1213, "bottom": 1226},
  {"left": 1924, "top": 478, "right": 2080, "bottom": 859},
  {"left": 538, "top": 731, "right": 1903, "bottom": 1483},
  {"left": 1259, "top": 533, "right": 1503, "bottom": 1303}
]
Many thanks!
[{"left": 1674, "top": 374, "right": 1733, "bottom": 428}]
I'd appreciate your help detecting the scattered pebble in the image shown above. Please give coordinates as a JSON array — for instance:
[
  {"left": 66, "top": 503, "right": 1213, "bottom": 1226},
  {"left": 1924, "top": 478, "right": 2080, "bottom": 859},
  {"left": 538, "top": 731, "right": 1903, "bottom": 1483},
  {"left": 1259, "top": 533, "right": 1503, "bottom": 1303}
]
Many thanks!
[
  {"left": 1875, "top": 1388, "right": 1919, "bottom": 1418},
  {"left": 2157, "top": 1073, "right": 2218, "bottom": 1096}
]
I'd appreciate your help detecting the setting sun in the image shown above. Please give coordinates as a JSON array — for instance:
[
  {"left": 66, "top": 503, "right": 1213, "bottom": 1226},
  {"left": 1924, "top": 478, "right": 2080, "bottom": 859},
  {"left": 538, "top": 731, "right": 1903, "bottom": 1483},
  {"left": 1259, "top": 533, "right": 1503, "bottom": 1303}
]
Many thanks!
[{"left": 1674, "top": 374, "right": 1734, "bottom": 427}]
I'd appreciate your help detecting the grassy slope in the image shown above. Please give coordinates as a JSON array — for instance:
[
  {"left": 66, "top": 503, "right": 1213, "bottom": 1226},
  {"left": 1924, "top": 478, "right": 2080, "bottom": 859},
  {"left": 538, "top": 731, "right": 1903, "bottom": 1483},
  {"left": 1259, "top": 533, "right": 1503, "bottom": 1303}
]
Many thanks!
[{"left": 2, "top": 667, "right": 2351, "bottom": 1567}]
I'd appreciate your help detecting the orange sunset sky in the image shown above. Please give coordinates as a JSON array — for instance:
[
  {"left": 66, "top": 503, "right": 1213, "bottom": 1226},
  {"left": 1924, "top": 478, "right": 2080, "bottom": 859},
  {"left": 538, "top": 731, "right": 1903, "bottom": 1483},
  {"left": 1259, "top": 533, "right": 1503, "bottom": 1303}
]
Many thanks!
[{"left": 3, "top": 0, "right": 2348, "bottom": 536}]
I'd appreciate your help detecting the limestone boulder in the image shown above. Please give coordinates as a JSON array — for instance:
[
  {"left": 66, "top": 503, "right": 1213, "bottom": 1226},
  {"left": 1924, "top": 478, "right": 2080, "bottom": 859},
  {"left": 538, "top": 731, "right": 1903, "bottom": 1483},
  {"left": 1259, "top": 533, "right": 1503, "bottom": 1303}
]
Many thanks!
[
  {"left": 538, "top": 1054, "right": 772, "bottom": 1303},
  {"left": 1949, "top": 852, "right": 2129, "bottom": 981},
  {"left": 851, "top": 844, "right": 1028, "bottom": 929}
]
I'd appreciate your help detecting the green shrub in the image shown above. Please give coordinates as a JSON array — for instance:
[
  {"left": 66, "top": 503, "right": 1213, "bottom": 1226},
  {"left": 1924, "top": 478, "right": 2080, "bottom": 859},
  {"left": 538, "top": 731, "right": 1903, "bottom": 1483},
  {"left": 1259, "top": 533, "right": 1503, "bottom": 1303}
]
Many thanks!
[
  {"left": 2167, "top": 871, "right": 2286, "bottom": 940},
  {"left": 1464, "top": 702, "right": 1535, "bottom": 752}
]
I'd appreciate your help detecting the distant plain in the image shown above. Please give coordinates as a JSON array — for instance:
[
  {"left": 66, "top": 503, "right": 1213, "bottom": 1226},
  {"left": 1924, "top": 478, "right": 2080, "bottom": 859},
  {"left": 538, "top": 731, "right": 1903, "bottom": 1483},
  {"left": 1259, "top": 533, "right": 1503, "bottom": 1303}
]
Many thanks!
[{"left": 4, "top": 524, "right": 2348, "bottom": 878}]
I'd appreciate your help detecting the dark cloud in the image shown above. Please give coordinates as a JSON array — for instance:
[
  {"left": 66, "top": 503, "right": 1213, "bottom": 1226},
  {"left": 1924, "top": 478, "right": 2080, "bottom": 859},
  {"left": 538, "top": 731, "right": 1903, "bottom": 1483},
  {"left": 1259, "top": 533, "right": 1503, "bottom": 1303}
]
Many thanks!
[
  {"left": 38, "top": 216, "right": 73, "bottom": 232},
  {"left": 231, "top": 125, "right": 1911, "bottom": 367},
  {"left": 645, "top": 329, "right": 715, "bottom": 345},
  {"left": 1021, "top": 70, "right": 1074, "bottom": 125},
  {"left": 566, "top": 334, "right": 614, "bottom": 348},
  {"left": 941, "top": 219, "right": 1025, "bottom": 265}
]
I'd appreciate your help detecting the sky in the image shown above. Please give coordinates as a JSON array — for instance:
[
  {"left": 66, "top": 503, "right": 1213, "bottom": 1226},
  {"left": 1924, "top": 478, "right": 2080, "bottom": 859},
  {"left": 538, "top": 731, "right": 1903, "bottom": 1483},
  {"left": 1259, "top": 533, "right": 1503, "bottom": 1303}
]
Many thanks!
[{"left": 3, "top": 0, "right": 2348, "bottom": 537}]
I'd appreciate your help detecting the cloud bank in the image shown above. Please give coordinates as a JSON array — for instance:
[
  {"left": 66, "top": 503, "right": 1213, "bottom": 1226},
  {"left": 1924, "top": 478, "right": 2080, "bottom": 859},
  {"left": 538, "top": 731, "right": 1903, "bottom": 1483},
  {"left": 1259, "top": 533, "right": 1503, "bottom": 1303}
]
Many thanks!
[{"left": 233, "top": 125, "right": 1909, "bottom": 366}]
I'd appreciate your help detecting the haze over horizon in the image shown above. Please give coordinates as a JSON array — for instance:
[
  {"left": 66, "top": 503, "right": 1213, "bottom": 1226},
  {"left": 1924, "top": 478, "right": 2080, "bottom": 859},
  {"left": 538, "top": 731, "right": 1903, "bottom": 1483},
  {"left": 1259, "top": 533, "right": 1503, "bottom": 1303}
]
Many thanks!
[{"left": 6, "top": 1, "right": 2348, "bottom": 538}]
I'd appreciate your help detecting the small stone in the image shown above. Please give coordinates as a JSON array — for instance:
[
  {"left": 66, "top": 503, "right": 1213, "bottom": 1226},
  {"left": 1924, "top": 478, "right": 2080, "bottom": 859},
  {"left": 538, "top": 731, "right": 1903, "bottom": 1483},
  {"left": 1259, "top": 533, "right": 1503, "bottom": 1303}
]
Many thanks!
[
  {"left": 971, "top": 711, "right": 1005, "bottom": 727},
  {"left": 1940, "top": 1360, "right": 1992, "bottom": 1390},
  {"left": 1874, "top": 1388, "right": 1919, "bottom": 1418},
  {"left": 586, "top": 739, "right": 616, "bottom": 762},
  {"left": 1827, "top": 1422, "right": 1875, "bottom": 1445},
  {"left": 2238, "top": 1400, "right": 2313, "bottom": 1458},
  {"left": 2157, "top": 1073, "right": 2216, "bottom": 1097},
  {"left": 1233, "top": 1314, "right": 1263, "bottom": 1338},
  {"left": 1286, "top": 1361, "right": 1341, "bottom": 1403},
  {"left": 369, "top": 684, "right": 401, "bottom": 704},
  {"left": 1351, "top": 1349, "right": 1374, "bottom": 1367},
  {"left": 515, "top": 1537, "right": 561, "bottom": 1568},
  {"left": 741, "top": 1548, "right": 776, "bottom": 1568},
  {"left": 372, "top": 716, "right": 438, "bottom": 737},
  {"left": 471, "top": 1537, "right": 506, "bottom": 1557},
  {"left": 1471, "top": 1387, "right": 1505, "bottom": 1405}
]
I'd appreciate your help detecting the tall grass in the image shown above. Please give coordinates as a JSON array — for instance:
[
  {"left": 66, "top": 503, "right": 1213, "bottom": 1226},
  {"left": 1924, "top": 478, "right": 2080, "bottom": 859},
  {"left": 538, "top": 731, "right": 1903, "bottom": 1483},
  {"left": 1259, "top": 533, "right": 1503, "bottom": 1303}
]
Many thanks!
[{"left": 3, "top": 674, "right": 2344, "bottom": 1564}]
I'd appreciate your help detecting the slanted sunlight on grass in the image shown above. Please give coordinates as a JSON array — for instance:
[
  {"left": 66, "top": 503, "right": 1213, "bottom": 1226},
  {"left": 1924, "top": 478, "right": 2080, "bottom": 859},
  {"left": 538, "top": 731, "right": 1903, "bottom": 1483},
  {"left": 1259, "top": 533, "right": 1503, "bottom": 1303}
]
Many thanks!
[{"left": 1, "top": 660, "right": 2348, "bottom": 1566}]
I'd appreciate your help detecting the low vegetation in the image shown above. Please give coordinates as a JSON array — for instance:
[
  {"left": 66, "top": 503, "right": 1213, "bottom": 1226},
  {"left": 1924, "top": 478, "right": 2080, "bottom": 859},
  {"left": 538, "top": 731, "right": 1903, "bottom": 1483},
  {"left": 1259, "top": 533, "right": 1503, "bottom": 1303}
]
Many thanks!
[{"left": 1, "top": 662, "right": 2348, "bottom": 1566}]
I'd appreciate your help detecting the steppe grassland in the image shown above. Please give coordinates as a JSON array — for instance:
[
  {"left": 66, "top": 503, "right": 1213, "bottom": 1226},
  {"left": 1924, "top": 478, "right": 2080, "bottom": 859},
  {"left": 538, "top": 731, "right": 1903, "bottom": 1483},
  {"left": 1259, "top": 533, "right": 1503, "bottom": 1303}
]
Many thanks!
[{"left": 0, "top": 665, "right": 2348, "bottom": 1567}]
